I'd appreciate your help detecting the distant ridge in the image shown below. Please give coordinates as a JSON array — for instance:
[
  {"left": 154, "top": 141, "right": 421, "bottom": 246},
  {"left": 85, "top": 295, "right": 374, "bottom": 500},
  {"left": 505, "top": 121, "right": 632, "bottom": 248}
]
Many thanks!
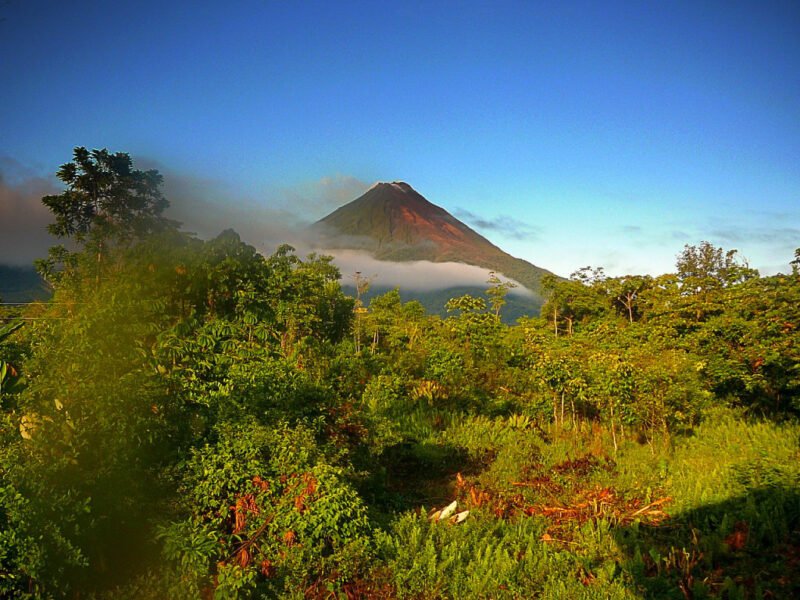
[
  {"left": 0, "top": 265, "right": 50, "bottom": 303},
  {"left": 312, "top": 181, "right": 554, "bottom": 297}
]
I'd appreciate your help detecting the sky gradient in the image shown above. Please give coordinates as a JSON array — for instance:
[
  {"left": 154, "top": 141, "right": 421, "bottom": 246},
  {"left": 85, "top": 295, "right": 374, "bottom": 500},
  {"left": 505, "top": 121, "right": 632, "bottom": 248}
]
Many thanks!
[{"left": 1, "top": 0, "right": 798, "bottom": 277}]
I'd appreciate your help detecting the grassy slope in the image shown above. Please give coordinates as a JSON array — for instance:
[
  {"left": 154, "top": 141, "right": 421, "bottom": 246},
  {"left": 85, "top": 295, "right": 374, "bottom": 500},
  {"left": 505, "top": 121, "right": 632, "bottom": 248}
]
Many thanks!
[{"left": 365, "top": 408, "right": 800, "bottom": 598}]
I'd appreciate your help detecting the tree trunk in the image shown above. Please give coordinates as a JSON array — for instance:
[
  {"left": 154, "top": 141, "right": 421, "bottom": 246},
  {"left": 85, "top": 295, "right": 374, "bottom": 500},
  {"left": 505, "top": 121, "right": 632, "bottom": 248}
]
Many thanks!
[
  {"left": 371, "top": 330, "right": 379, "bottom": 354},
  {"left": 626, "top": 295, "right": 634, "bottom": 323},
  {"left": 96, "top": 239, "right": 104, "bottom": 287},
  {"left": 553, "top": 393, "right": 558, "bottom": 425},
  {"left": 610, "top": 401, "right": 618, "bottom": 453},
  {"left": 570, "top": 398, "right": 577, "bottom": 430}
]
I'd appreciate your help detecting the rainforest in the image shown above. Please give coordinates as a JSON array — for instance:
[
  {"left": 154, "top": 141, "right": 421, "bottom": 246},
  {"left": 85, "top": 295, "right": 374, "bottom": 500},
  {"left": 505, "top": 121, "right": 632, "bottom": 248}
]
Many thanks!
[{"left": 1, "top": 150, "right": 799, "bottom": 599}]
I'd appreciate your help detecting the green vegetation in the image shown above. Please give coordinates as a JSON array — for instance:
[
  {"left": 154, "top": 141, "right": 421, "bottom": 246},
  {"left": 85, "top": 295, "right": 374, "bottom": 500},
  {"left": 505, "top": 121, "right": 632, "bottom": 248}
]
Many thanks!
[{"left": 1, "top": 149, "right": 799, "bottom": 598}]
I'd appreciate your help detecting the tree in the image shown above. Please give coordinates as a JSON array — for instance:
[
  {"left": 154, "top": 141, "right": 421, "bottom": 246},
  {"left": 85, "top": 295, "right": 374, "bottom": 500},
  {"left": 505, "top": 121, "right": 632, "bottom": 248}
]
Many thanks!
[
  {"left": 485, "top": 271, "right": 517, "bottom": 320},
  {"left": 528, "top": 342, "right": 589, "bottom": 428},
  {"left": 265, "top": 245, "right": 353, "bottom": 358},
  {"left": 690, "top": 274, "right": 800, "bottom": 413},
  {"left": 676, "top": 242, "right": 757, "bottom": 322},
  {"left": 367, "top": 289, "right": 402, "bottom": 353},
  {"left": 676, "top": 241, "right": 756, "bottom": 292},
  {"left": 350, "top": 271, "right": 374, "bottom": 353},
  {"left": 541, "top": 269, "right": 608, "bottom": 336},
  {"left": 39, "top": 147, "right": 175, "bottom": 283},
  {"left": 605, "top": 275, "right": 652, "bottom": 323}
]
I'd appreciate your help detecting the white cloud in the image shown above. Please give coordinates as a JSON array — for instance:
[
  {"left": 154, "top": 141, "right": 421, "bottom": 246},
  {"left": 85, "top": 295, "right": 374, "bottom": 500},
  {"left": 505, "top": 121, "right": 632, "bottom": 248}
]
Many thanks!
[{"left": 308, "top": 248, "right": 532, "bottom": 294}]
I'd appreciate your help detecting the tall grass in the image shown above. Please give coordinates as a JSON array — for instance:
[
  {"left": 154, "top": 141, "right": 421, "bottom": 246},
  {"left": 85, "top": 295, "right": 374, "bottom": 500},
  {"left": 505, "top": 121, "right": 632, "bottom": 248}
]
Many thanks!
[{"left": 370, "top": 408, "right": 800, "bottom": 598}]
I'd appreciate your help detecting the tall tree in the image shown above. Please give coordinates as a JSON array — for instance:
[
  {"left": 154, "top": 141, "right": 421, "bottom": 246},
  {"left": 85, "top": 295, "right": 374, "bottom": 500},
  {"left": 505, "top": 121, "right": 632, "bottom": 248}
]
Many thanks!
[
  {"left": 485, "top": 271, "right": 517, "bottom": 320},
  {"left": 39, "top": 147, "right": 175, "bottom": 283},
  {"left": 675, "top": 241, "right": 757, "bottom": 322},
  {"left": 605, "top": 275, "right": 652, "bottom": 323},
  {"left": 541, "top": 268, "right": 607, "bottom": 336}
]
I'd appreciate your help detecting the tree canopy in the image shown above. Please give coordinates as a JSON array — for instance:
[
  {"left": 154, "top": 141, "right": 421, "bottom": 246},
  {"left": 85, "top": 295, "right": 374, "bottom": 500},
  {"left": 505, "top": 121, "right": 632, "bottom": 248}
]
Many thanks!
[{"left": 37, "top": 147, "right": 177, "bottom": 284}]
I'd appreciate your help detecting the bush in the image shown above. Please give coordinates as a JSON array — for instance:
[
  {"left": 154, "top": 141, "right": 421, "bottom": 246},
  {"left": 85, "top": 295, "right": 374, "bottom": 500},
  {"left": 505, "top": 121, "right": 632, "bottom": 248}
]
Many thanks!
[{"left": 161, "top": 420, "right": 374, "bottom": 597}]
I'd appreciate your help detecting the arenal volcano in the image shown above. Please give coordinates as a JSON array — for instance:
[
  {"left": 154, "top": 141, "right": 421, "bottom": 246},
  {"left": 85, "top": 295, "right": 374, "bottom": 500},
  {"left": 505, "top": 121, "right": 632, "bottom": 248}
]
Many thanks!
[{"left": 312, "top": 181, "right": 554, "bottom": 297}]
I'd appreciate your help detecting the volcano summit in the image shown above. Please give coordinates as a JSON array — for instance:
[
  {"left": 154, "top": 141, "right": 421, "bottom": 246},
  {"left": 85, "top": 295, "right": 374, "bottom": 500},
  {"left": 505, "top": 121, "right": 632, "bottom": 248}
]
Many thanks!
[{"left": 312, "top": 182, "right": 554, "bottom": 298}]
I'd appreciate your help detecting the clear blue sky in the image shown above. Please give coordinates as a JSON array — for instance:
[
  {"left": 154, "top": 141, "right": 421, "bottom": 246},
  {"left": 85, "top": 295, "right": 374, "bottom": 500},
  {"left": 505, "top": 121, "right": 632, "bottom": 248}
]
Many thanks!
[{"left": 1, "top": 0, "right": 798, "bottom": 276}]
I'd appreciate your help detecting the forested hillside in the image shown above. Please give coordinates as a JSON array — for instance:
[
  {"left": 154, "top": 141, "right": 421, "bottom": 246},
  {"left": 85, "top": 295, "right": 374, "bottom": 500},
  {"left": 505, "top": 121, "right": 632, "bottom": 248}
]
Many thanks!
[
  {"left": 1, "top": 149, "right": 799, "bottom": 599},
  {"left": 0, "top": 265, "right": 50, "bottom": 303}
]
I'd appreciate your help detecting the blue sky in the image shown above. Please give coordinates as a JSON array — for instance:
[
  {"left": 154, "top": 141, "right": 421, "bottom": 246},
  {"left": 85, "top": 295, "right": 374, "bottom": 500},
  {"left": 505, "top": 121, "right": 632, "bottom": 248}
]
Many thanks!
[{"left": 1, "top": 0, "right": 798, "bottom": 276}]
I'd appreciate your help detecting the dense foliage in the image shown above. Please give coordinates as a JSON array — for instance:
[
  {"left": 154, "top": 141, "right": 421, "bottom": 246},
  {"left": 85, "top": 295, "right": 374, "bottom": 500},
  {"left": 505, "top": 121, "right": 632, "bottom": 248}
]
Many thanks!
[{"left": 1, "top": 149, "right": 798, "bottom": 598}]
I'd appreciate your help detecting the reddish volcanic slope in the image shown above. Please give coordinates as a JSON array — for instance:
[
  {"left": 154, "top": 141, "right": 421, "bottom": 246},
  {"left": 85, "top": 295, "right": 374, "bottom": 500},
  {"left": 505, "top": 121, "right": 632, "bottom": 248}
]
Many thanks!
[{"left": 312, "top": 182, "right": 553, "bottom": 294}]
